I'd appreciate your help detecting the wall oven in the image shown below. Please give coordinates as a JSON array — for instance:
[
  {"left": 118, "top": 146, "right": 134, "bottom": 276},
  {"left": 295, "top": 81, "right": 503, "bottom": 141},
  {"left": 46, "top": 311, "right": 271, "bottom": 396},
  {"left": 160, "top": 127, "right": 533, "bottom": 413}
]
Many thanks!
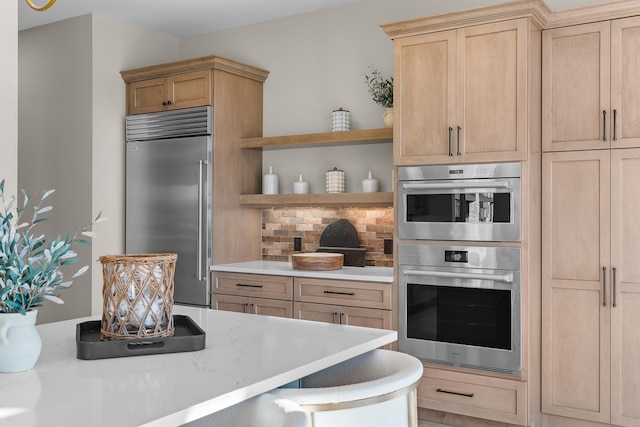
[
  {"left": 397, "top": 163, "right": 521, "bottom": 242},
  {"left": 398, "top": 243, "right": 521, "bottom": 375}
]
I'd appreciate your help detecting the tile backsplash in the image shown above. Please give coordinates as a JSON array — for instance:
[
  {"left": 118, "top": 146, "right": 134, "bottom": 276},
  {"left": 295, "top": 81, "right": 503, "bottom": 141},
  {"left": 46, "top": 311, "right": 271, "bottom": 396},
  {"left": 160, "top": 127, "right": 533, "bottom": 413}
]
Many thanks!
[{"left": 262, "top": 207, "right": 394, "bottom": 267}]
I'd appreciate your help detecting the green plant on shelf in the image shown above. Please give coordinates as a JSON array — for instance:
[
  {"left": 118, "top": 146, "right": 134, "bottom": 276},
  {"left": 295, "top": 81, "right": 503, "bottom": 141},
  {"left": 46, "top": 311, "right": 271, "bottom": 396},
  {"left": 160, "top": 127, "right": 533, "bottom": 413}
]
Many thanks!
[{"left": 363, "top": 66, "right": 393, "bottom": 109}]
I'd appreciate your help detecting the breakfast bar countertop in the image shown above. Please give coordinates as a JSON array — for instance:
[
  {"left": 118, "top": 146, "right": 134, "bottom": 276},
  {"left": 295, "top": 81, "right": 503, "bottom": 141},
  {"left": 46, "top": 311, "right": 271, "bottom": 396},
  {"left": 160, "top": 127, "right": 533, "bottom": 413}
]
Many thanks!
[
  {"left": 210, "top": 260, "right": 394, "bottom": 283},
  {"left": 0, "top": 305, "right": 396, "bottom": 427}
]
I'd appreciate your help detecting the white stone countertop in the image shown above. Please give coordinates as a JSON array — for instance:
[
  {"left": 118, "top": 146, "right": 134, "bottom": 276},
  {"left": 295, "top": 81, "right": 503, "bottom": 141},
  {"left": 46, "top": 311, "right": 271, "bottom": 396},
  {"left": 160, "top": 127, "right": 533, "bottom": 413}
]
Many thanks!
[
  {"left": 210, "top": 260, "right": 394, "bottom": 283},
  {"left": 0, "top": 305, "right": 396, "bottom": 427}
]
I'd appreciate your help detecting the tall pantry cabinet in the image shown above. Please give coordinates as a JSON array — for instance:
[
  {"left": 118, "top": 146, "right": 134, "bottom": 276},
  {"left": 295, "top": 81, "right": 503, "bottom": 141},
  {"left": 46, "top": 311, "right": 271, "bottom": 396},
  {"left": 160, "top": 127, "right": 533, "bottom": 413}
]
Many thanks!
[
  {"left": 542, "top": 6, "right": 640, "bottom": 426},
  {"left": 383, "top": 1, "right": 546, "bottom": 425}
]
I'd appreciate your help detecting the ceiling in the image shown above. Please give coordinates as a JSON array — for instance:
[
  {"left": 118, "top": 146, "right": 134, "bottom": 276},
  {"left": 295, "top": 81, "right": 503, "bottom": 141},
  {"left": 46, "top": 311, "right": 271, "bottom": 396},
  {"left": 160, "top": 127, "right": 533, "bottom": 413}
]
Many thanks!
[{"left": 18, "top": 0, "right": 363, "bottom": 38}]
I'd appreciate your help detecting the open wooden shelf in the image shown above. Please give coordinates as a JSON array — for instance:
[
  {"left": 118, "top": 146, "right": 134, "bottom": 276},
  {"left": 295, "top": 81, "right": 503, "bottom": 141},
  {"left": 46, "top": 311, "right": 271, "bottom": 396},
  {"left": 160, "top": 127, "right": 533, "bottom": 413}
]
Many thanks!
[
  {"left": 239, "top": 192, "right": 393, "bottom": 208},
  {"left": 240, "top": 128, "right": 393, "bottom": 150}
]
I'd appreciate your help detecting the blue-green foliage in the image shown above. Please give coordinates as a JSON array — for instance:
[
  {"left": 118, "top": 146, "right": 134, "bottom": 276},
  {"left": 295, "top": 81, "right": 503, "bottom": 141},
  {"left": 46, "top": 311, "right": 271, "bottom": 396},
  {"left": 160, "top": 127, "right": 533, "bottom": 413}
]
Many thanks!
[{"left": 0, "top": 179, "right": 102, "bottom": 314}]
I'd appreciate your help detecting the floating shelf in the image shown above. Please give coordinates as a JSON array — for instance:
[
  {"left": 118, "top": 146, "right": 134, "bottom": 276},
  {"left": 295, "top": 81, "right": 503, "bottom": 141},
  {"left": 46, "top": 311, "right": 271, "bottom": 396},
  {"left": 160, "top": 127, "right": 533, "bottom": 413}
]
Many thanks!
[
  {"left": 240, "top": 128, "right": 393, "bottom": 150},
  {"left": 239, "top": 192, "right": 394, "bottom": 208}
]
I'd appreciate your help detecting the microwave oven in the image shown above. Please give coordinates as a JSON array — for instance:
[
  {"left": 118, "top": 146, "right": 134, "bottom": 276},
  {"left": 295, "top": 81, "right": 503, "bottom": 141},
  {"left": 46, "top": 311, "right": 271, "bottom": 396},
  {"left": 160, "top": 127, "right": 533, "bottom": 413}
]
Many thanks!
[{"left": 397, "top": 163, "right": 521, "bottom": 242}]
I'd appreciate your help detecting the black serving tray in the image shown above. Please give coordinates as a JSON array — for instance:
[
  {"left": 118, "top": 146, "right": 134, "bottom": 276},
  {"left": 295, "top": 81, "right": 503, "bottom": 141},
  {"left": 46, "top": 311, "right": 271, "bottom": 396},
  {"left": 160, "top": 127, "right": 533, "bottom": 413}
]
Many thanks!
[{"left": 76, "top": 315, "right": 206, "bottom": 360}]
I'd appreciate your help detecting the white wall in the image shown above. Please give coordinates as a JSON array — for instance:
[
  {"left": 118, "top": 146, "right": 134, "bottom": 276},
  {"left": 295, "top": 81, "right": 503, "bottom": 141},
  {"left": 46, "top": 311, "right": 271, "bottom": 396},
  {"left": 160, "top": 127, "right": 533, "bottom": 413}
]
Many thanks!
[
  {"left": 90, "top": 14, "right": 179, "bottom": 315},
  {"left": 19, "top": 15, "right": 93, "bottom": 324},
  {"left": 1, "top": 1, "right": 18, "bottom": 197},
  {"left": 178, "top": 0, "right": 603, "bottom": 195},
  {"left": 18, "top": 15, "right": 179, "bottom": 322}
]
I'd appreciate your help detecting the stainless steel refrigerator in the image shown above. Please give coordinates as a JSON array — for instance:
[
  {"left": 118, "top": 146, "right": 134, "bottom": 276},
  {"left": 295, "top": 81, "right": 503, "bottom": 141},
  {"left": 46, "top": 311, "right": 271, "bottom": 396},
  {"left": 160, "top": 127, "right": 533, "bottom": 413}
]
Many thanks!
[{"left": 125, "top": 106, "right": 212, "bottom": 307}]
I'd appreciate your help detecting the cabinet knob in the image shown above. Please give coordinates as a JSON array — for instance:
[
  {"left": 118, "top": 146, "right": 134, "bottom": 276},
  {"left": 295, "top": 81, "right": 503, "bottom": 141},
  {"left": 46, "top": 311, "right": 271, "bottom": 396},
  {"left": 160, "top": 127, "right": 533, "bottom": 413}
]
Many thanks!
[
  {"left": 162, "top": 101, "right": 167, "bottom": 106},
  {"left": 167, "top": 100, "right": 173, "bottom": 105}
]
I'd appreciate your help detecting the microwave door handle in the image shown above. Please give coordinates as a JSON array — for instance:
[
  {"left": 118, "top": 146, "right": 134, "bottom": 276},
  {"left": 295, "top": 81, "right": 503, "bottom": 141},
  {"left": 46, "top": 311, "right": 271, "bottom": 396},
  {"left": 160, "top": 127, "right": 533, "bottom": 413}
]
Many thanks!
[
  {"left": 402, "top": 182, "right": 511, "bottom": 191},
  {"left": 404, "top": 269, "right": 514, "bottom": 283}
]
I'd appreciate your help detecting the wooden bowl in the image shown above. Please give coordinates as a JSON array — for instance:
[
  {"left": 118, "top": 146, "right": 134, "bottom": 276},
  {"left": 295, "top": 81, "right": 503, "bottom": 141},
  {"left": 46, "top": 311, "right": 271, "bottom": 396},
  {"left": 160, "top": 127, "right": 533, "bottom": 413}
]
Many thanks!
[{"left": 291, "top": 253, "right": 344, "bottom": 271}]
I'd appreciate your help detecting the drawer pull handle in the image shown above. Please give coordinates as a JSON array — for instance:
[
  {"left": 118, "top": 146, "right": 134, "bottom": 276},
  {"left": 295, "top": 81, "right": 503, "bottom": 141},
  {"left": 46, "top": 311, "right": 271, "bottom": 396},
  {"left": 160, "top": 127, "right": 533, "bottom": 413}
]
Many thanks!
[
  {"left": 324, "top": 290, "right": 355, "bottom": 296},
  {"left": 236, "top": 283, "right": 264, "bottom": 288},
  {"left": 436, "top": 388, "right": 474, "bottom": 398}
]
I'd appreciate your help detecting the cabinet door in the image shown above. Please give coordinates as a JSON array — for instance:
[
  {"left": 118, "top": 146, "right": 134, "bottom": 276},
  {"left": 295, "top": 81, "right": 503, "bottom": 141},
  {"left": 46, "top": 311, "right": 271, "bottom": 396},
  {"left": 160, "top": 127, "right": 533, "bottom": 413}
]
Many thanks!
[
  {"left": 611, "top": 17, "right": 640, "bottom": 149},
  {"left": 128, "top": 77, "right": 168, "bottom": 115},
  {"left": 393, "top": 30, "right": 457, "bottom": 165},
  {"left": 610, "top": 148, "right": 640, "bottom": 426},
  {"left": 214, "top": 272, "right": 293, "bottom": 300},
  {"left": 457, "top": 19, "right": 528, "bottom": 162},
  {"left": 167, "top": 70, "right": 211, "bottom": 111},
  {"left": 251, "top": 297, "right": 292, "bottom": 319},
  {"left": 294, "top": 277, "right": 391, "bottom": 310},
  {"left": 541, "top": 150, "right": 611, "bottom": 423},
  {"left": 339, "top": 306, "right": 391, "bottom": 330},
  {"left": 212, "top": 293, "right": 249, "bottom": 314},
  {"left": 542, "top": 22, "right": 611, "bottom": 152},
  {"left": 293, "top": 302, "right": 339, "bottom": 324}
]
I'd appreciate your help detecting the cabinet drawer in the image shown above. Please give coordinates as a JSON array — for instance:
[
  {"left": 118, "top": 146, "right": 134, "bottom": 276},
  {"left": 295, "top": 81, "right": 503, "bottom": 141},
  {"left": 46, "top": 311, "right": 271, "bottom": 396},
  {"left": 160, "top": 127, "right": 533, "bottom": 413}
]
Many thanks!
[
  {"left": 293, "top": 277, "right": 391, "bottom": 310},
  {"left": 418, "top": 367, "right": 527, "bottom": 426},
  {"left": 213, "top": 272, "right": 293, "bottom": 300}
]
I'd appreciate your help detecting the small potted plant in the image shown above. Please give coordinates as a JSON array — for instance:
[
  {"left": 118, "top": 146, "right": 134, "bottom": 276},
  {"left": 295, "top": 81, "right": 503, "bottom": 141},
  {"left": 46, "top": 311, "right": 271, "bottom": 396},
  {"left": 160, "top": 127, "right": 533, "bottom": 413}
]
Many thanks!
[
  {"left": 0, "top": 179, "right": 103, "bottom": 372},
  {"left": 363, "top": 66, "right": 394, "bottom": 127}
]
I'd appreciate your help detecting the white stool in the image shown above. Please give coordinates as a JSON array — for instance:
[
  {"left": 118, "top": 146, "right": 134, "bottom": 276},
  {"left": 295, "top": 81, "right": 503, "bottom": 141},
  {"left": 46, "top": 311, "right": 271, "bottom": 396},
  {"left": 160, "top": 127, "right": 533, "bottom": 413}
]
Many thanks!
[
  {"left": 182, "top": 392, "right": 309, "bottom": 427},
  {"left": 271, "top": 349, "right": 423, "bottom": 427}
]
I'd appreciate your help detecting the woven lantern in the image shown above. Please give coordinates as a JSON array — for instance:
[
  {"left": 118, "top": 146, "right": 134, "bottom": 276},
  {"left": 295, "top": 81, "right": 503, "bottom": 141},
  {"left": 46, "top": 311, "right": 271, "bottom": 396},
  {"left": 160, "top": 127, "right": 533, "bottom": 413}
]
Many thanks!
[{"left": 99, "top": 253, "right": 177, "bottom": 340}]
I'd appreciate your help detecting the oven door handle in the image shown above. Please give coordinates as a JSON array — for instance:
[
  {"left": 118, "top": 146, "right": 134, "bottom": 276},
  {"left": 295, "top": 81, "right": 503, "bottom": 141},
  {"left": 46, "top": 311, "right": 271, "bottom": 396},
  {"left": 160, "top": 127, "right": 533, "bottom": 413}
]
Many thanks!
[
  {"left": 402, "top": 182, "right": 511, "bottom": 191},
  {"left": 404, "top": 269, "right": 514, "bottom": 283}
]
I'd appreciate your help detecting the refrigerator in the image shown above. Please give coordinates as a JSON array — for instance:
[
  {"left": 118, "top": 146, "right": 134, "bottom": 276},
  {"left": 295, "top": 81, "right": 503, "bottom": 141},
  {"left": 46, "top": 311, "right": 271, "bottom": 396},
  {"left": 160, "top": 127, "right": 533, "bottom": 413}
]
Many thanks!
[{"left": 125, "top": 106, "right": 212, "bottom": 307}]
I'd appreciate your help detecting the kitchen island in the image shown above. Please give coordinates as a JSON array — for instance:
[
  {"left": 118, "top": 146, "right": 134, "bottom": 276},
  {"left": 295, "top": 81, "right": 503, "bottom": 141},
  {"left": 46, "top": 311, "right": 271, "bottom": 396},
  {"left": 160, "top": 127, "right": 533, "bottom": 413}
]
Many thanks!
[{"left": 0, "top": 305, "right": 396, "bottom": 427}]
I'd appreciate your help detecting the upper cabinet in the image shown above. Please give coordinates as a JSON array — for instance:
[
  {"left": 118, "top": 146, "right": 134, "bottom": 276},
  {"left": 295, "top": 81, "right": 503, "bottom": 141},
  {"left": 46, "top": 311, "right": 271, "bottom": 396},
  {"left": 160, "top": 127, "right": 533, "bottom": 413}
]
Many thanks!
[
  {"left": 383, "top": 9, "right": 542, "bottom": 166},
  {"left": 127, "top": 70, "right": 211, "bottom": 115},
  {"left": 543, "top": 16, "right": 640, "bottom": 152},
  {"left": 121, "top": 55, "right": 269, "bottom": 117}
]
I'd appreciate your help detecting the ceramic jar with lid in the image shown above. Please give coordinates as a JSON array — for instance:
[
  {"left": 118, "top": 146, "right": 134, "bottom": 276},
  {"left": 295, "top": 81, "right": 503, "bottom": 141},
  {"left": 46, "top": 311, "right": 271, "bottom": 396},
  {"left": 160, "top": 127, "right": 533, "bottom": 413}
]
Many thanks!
[
  {"left": 326, "top": 167, "right": 345, "bottom": 193},
  {"left": 332, "top": 108, "right": 350, "bottom": 132}
]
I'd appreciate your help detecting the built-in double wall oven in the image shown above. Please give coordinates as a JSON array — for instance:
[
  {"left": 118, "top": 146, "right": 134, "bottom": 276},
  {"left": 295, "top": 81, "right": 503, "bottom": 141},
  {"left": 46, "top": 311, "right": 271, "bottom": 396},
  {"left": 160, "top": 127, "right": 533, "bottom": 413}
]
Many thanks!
[{"left": 396, "top": 163, "right": 522, "bottom": 375}]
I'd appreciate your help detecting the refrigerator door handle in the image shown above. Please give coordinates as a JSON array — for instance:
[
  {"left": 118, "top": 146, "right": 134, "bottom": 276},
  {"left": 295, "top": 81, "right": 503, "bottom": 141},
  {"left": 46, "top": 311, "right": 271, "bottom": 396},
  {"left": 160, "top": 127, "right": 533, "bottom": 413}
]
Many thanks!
[{"left": 198, "top": 160, "right": 208, "bottom": 281}]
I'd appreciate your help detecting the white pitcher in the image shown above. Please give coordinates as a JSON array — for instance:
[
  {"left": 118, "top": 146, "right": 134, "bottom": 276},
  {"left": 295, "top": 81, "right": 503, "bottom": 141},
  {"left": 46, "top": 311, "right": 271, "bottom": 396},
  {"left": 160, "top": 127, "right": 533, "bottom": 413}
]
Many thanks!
[{"left": 0, "top": 310, "right": 42, "bottom": 373}]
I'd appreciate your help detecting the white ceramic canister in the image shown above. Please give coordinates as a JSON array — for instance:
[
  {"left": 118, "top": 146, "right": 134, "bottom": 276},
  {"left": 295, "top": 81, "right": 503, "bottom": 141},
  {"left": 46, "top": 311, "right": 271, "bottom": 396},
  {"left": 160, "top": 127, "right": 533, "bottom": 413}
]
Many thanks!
[
  {"left": 293, "top": 174, "right": 310, "bottom": 194},
  {"left": 362, "top": 170, "right": 379, "bottom": 193},
  {"left": 331, "top": 108, "right": 350, "bottom": 132},
  {"left": 263, "top": 166, "right": 279, "bottom": 195},
  {"left": 326, "top": 167, "right": 345, "bottom": 193}
]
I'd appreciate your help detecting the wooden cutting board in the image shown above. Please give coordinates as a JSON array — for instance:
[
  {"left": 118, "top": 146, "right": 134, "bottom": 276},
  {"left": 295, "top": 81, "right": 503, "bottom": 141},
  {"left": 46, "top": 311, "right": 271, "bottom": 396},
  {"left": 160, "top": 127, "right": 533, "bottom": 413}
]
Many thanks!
[{"left": 291, "top": 253, "right": 344, "bottom": 270}]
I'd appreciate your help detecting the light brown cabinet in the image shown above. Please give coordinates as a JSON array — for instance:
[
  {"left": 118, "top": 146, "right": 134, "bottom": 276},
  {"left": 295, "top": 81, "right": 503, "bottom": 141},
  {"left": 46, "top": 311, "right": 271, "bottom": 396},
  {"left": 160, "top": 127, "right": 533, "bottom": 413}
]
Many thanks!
[
  {"left": 127, "top": 70, "right": 211, "bottom": 115},
  {"left": 211, "top": 272, "right": 293, "bottom": 319},
  {"left": 213, "top": 294, "right": 292, "bottom": 318},
  {"left": 390, "top": 18, "right": 529, "bottom": 165},
  {"left": 542, "top": 16, "right": 640, "bottom": 152},
  {"left": 293, "top": 302, "right": 391, "bottom": 329},
  {"left": 211, "top": 272, "right": 393, "bottom": 332},
  {"left": 292, "top": 276, "right": 393, "bottom": 339},
  {"left": 419, "top": 367, "right": 527, "bottom": 426},
  {"left": 542, "top": 148, "right": 640, "bottom": 426}
]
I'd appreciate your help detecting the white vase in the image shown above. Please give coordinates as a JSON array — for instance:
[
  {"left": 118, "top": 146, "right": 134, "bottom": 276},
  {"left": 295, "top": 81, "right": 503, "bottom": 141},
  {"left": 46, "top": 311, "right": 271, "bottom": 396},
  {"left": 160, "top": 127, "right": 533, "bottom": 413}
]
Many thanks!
[
  {"left": 0, "top": 310, "right": 42, "bottom": 373},
  {"left": 383, "top": 107, "right": 393, "bottom": 128}
]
